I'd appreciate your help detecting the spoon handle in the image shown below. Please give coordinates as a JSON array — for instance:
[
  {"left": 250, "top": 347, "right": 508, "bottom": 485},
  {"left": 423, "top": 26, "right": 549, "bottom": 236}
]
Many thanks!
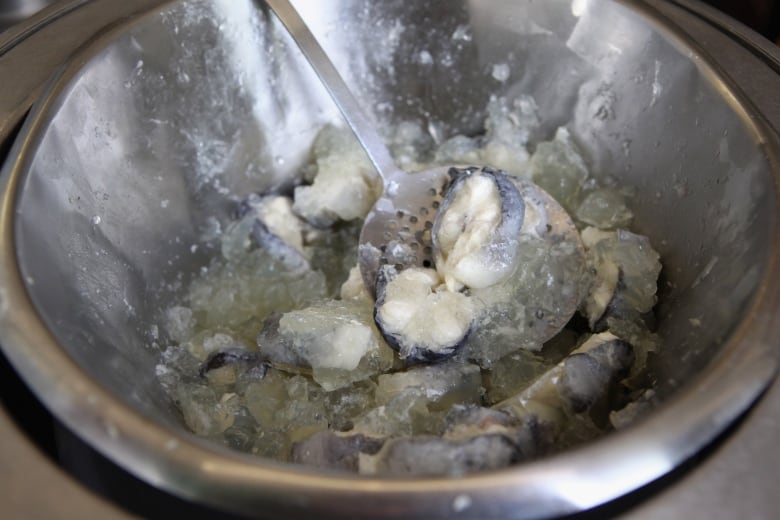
[{"left": 266, "top": 0, "right": 401, "bottom": 181}]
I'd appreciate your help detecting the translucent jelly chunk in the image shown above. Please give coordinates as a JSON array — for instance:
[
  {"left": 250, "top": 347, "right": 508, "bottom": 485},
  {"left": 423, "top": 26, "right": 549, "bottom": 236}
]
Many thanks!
[
  {"left": 291, "top": 431, "right": 385, "bottom": 471},
  {"left": 376, "top": 361, "right": 483, "bottom": 412},
  {"left": 610, "top": 230, "right": 662, "bottom": 312},
  {"left": 433, "top": 96, "right": 539, "bottom": 175},
  {"left": 340, "top": 265, "right": 372, "bottom": 303},
  {"left": 322, "top": 380, "right": 378, "bottom": 432},
  {"left": 204, "top": 363, "right": 240, "bottom": 388},
  {"left": 245, "top": 371, "right": 330, "bottom": 459},
  {"left": 529, "top": 127, "right": 589, "bottom": 214},
  {"left": 188, "top": 247, "right": 327, "bottom": 329},
  {"left": 434, "top": 135, "right": 483, "bottom": 165},
  {"left": 575, "top": 187, "right": 634, "bottom": 229},
  {"left": 222, "top": 411, "right": 260, "bottom": 453},
  {"left": 277, "top": 376, "right": 330, "bottom": 444},
  {"left": 583, "top": 228, "right": 662, "bottom": 315},
  {"left": 484, "top": 95, "right": 540, "bottom": 147},
  {"left": 173, "top": 383, "right": 234, "bottom": 436},
  {"left": 352, "top": 387, "right": 437, "bottom": 438},
  {"left": 480, "top": 95, "right": 539, "bottom": 173},
  {"left": 251, "top": 429, "right": 290, "bottom": 459},
  {"left": 244, "top": 368, "right": 290, "bottom": 427},
  {"left": 165, "top": 306, "right": 195, "bottom": 343},
  {"left": 219, "top": 210, "right": 258, "bottom": 263},
  {"left": 387, "top": 120, "right": 435, "bottom": 170},
  {"left": 305, "top": 220, "right": 362, "bottom": 297},
  {"left": 485, "top": 350, "right": 555, "bottom": 404},
  {"left": 463, "top": 232, "right": 584, "bottom": 366},
  {"left": 293, "top": 125, "right": 382, "bottom": 227},
  {"left": 275, "top": 300, "right": 394, "bottom": 391},
  {"left": 157, "top": 343, "right": 200, "bottom": 383}
]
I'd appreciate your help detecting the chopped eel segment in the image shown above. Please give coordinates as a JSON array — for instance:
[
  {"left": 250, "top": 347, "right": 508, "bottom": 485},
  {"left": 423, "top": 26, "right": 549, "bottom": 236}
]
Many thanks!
[
  {"left": 433, "top": 166, "right": 525, "bottom": 292},
  {"left": 258, "top": 300, "right": 394, "bottom": 391},
  {"left": 494, "top": 332, "right": 635, "bottom": 432},
  {"left": 374, "top": 266, "right": 475, "bottom": 363}
]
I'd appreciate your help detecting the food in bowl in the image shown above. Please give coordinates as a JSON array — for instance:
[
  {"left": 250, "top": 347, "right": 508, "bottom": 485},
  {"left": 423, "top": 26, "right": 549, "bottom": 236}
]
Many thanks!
[{"left": 156, "top": 94, "right": 661, "bottom": 476}]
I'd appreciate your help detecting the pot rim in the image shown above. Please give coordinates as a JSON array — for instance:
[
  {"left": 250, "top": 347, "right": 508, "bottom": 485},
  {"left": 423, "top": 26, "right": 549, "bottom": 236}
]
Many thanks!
[{"left": 1, "top": 0, "right": 779, "bottom": 518}]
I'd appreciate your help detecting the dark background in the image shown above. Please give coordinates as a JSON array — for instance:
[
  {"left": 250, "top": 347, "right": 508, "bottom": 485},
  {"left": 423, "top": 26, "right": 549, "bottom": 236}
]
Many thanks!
[{"left": 704, "top": 0, "right": 780, "bottom": 42}]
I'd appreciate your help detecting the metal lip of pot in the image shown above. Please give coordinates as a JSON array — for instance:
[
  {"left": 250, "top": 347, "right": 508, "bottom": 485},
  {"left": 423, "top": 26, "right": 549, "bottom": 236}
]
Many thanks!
[{"left": 1, "top": 0, "right": 780, "bottom": 518}]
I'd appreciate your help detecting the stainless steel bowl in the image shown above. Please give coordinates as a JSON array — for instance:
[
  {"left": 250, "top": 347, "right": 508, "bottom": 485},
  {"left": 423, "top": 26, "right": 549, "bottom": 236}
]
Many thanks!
[{"left": 1, "top": 0, "right": 779, "bottom": 518}]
